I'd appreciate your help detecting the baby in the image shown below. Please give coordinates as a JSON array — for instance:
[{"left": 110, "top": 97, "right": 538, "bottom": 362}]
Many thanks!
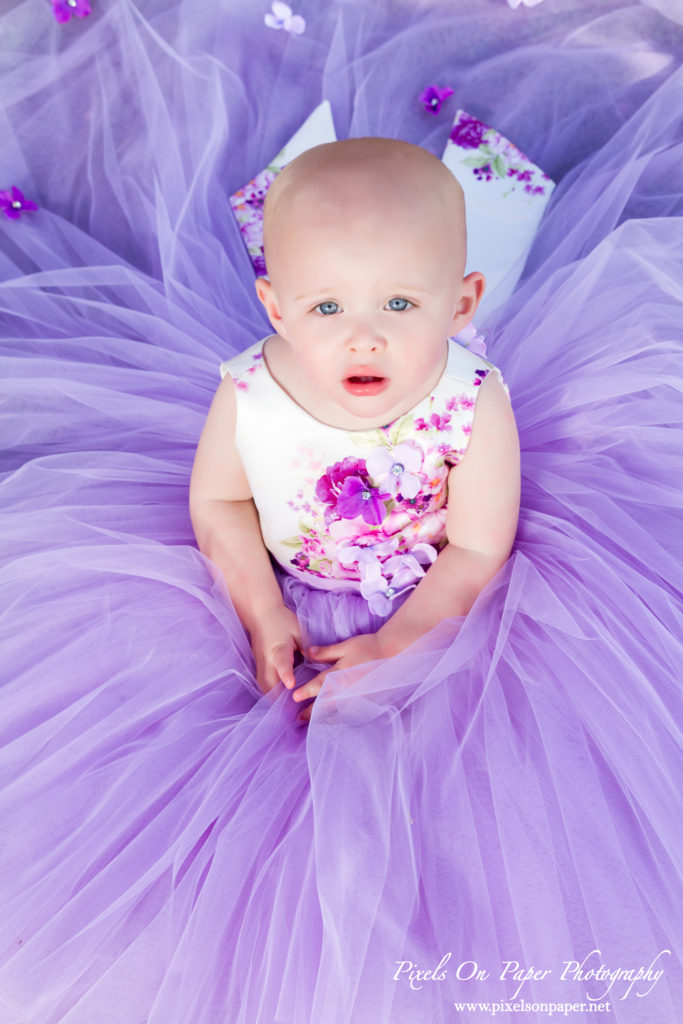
[{"left": 190, "top": 138, "right": 520, "bottom": 720}]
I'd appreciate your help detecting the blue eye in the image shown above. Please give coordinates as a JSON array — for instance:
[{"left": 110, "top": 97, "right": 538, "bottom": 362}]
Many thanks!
[
  {"left": 315, "top": 301, "right": 340, "bottom": 316},
  {"left": 386, "top": 298, "right": 412, "bottom": 311}
]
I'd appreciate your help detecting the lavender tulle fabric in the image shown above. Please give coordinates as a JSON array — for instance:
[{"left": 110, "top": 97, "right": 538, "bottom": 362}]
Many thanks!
[{"left": 1, "top": 1, "right": 683, "bottom": 1022}]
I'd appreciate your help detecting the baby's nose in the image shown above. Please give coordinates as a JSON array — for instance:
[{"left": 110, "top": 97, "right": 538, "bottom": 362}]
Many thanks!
[{"left": 346, "top": 321, "right": 387, "bottom": 353}]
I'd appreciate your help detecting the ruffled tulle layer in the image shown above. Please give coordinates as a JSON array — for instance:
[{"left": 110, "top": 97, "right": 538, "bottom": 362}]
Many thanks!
[{"left": 1, "top": 1, "right": 682, "bottom": 1022}]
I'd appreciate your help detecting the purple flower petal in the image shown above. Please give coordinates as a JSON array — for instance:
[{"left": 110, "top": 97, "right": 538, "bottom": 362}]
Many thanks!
[
  {"left": 336, "top": 477, "right": 386, "bottom": 525},
  {"left": 368, "top": 591, "right": 393, "bottom": 616}
]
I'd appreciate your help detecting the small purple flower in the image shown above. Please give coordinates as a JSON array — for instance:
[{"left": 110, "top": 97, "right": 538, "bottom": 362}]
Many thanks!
[
  {"left": 473, "top": 369, "right": 489, "bottom": 387},
  {"left": 474, "top": 164, "right": 494, "bottom": 182},
  {"left": 449, "top": 113, "right": 486, "bottom": 150},
  {"left": 336, "top": 477, "right": 385, "bottom": 525},
  {"left": 291, "top": 551, "right": 310, "bottom": 570},
  {"left": 0, "top": 186, "right": 38, "bottom": 220},
  {"left": 51, "top": 0, "right": 91, "bottom": 23},
  {"left": 419, "top": 85, "right": 454, "bottom": 116}
]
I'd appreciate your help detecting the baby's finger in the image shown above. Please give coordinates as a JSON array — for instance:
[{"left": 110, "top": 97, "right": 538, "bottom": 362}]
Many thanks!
[
  {"left": 307, "top": 640, "right": 345, "bottom": 662},
  {"left": 272, "top": 643, "right": 296, "bottom": 690},
  {"left": 292, "top": 673, "right": 325, "bottom": 703}
]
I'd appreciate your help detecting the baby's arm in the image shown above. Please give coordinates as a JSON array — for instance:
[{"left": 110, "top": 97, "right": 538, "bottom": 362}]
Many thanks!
[
  {"left": 375, "top": 370, "right": 520, "bottom": 652},
  {"left": 189, "top": 375, "right": 302, "bottom": 693},
  {"left": 293, "top": 372, "right": 520, "bottom": 715}
]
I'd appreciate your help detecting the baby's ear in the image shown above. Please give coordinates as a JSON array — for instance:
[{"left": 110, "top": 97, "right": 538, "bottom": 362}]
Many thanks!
[
  {"left": 452, "top": 271, "right": 486, "bottom": 331},
  {"left": 255, "top": 277, "right": 288, "bottom": 338}
]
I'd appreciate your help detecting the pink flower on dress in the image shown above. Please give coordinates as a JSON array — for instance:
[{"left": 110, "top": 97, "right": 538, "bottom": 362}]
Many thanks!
[
  {"left": 0, "top": 186, "right": 38, "bottom": 219},
  {"left": 415, "top": 412, "right": 452, "bottom": 432},
  {"left": 51, "top": 0, "right": 91, "bottom": 23},
  {"left": 419, "top": 85, "right": 454, "bottom": 116},
  {"left": 315, "top": 457, "right": 366, "bottom": 507}
]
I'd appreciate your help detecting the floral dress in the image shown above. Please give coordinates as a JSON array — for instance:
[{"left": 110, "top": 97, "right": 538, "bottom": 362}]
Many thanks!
[{"left": 220, "top": 337, "right": 509, "bottom": 614}]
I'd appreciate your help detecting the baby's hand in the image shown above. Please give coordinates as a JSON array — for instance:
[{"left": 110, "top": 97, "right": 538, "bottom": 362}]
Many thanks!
[
  {"left": 292, "top": 633, "right": 388, "bottom": 722},
  {"left": 249, "top": 605, "right": 303, "bottom": 694}
]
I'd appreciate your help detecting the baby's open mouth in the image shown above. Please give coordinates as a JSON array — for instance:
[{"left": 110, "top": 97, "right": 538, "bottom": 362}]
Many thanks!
[{"left": 343, "top": 375, "right": 388, "bottom": 396}]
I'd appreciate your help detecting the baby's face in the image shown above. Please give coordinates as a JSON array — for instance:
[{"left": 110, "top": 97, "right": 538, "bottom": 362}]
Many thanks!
[{"left": 257, "top": 143, "right": 483, "bottom": 426}]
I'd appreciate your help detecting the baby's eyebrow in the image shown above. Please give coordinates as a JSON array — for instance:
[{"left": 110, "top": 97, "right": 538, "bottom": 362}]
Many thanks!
[
  {"left": 392, "top": 285, "right": 434, "bottom": 295},
  {"left": 295, "top": 290, "right": 336, "bottom": 301},
  {"left": 295, "top": 285, "right": 434, "bottom": 301}
]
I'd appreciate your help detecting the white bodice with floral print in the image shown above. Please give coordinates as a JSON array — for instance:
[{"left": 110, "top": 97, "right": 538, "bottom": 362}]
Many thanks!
[{"left": 220, "top": 338, "right": 509, "bottom": 614}]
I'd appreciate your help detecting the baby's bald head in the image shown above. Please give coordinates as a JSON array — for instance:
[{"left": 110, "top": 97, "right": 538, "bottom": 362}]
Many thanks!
[{"left": 262, "top": 138, "right": 467, "bottom": 281}]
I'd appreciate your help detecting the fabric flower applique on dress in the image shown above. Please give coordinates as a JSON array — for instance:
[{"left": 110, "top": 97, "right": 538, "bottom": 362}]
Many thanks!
[
  {"left": 264, "top": 2, "right": 305, "bottom": 34},
  {"left": 314, "top": 457, "right": 388, "bottom": 526},
  {"left": 419, "top": 85, "right": 454, "bottom": 116},
  {"left": 0, "top": 187, "right": 38, "bottom": 220},
  {"left": 51, "top": 0, "right": 91, "bottom": 23},
  {"left": 335, "top": 477, "right": 386, "bottom": 526},
  {"left": 449, "top": 111, "right": 551, "bottom": 196},
  {"left": 365, "top": 441, "right": 423, "bottom": 499},
  {"left": 339, "top": 542, "right": 438, "bottom": 615}
]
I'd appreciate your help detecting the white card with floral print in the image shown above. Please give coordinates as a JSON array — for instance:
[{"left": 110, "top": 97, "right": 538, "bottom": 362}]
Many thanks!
[
  {"left": 443, "top": 110, "right": 555, "bottom": 320},
  {"left": 229, "top": 101, "right": 335, "bottom": 276}
]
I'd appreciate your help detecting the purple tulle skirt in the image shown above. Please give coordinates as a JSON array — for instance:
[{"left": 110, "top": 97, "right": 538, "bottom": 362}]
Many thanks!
[{"left": 1, "top": 1, "right": 682, "bottom": 1022}]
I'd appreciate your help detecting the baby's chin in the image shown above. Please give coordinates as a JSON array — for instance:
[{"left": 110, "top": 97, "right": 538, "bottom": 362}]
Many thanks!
[{"left": 330, "top": 386, "right": 409, "bottom": 428}]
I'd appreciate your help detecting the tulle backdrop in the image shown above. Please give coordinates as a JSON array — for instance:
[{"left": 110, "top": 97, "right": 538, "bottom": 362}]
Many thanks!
[{"left": 1, "top": 1, "right": 682, "bottom": 1023}]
